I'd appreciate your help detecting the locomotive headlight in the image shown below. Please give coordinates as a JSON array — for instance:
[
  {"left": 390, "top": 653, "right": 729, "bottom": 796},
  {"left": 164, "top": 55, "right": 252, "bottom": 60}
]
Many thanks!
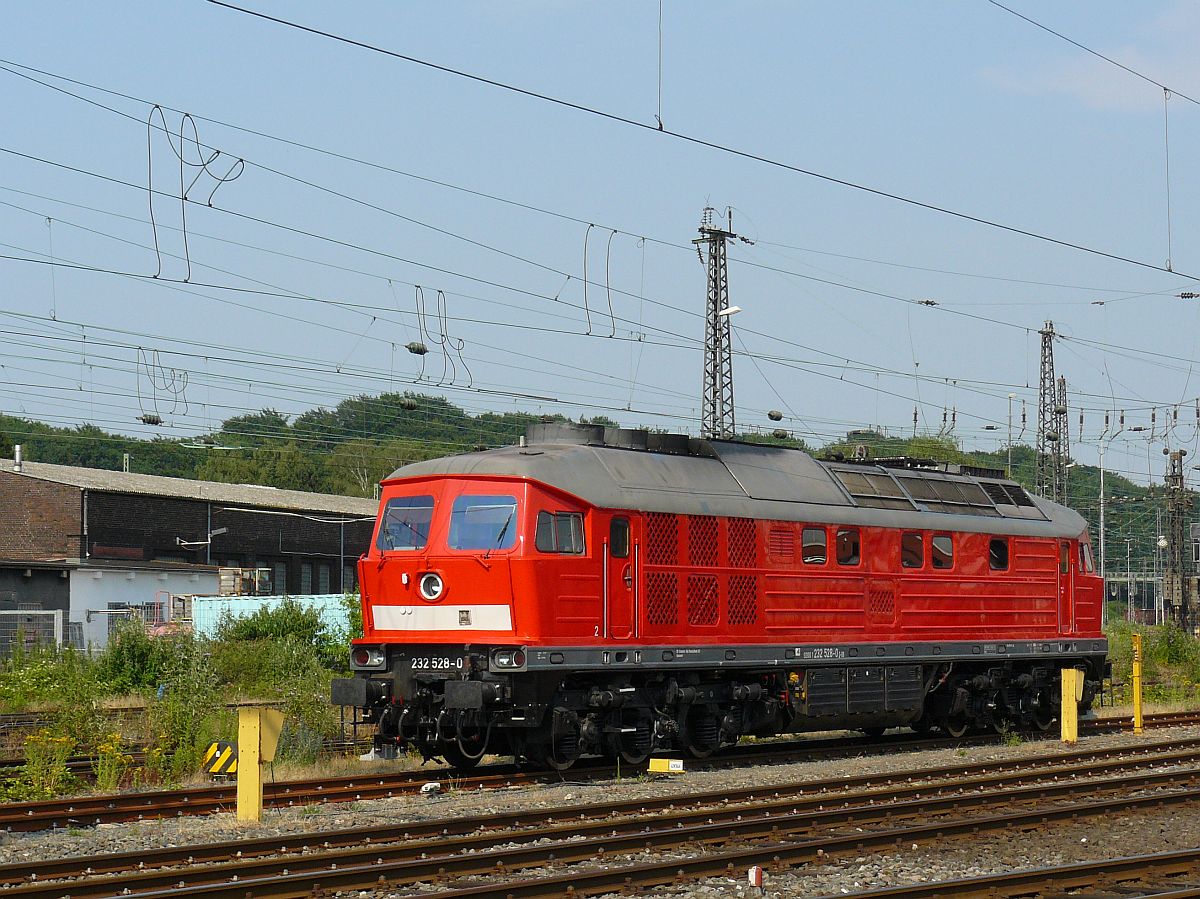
[
  {"left": 350, "top": 646, "right": 386, "bottom": 670},
  {"left": 418, "top": 572, "right": 444, "bottom": 601},
  {"left": 492, "top": 648, "right": 527, "bottom": 670}
]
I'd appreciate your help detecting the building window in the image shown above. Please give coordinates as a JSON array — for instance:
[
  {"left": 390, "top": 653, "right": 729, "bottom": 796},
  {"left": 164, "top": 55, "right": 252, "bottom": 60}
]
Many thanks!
[
  {"left": 802, "top": 527, "right": 827, "bottom": 564},
  {"left": 932, "top": 535, "right": 953, "bottom": 570},
  {"left": 989, "top": 538, "right": 1009, "bottom": 571},
  {"left": 901, "top": 532, "right": 924, "bottom": 568},
  {"left": 318, "top": 564, "right": 331, "bottom": 594},
  {"left": 836, "top": 528, "right": 860, "bottom": 566},
  {"left": 300, "top": 562, "right": 313, "bottom": 594},
  {"left": 342, "top": 565, "right": 355, "bottom": 592},
  {"left": 274, "top": 562, "right": 288, "bottom": 595},
  {"left": 535, "top": 511, "right": 585, "bottom": 554}
]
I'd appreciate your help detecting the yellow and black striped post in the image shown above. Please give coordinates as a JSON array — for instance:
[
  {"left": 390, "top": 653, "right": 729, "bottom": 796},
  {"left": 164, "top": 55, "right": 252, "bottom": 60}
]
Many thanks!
[{"left": 204, "top": 741, "right": 237, "bottom": 776}]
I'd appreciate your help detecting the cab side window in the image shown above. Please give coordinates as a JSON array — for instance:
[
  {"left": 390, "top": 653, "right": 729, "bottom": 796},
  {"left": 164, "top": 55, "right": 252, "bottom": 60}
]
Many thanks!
[{"left": 535, "top": 511, "right": 585, "bottom": 554}]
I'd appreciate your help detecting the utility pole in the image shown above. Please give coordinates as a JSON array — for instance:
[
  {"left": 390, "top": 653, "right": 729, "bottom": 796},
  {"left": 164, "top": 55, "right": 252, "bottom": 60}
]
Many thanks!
[
  {"left": 1163, "top": 448, "right": 1194, "bottom": 631},
  {"left": 1035, "top": 321, "right": 1065, "bottom": 500},
  {"left": 695, "top": 207, "right": 743, "bottom": 440}
]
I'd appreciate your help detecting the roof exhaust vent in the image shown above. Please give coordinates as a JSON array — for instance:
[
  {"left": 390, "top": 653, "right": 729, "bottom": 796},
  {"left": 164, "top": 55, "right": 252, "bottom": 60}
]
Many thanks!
[{"left": 13, "top": 444, "right": 21, "bottom": 473}]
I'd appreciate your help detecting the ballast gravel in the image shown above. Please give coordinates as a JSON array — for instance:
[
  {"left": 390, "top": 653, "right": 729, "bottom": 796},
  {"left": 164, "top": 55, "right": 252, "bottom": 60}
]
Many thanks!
[{"left": 2, "top": 722, "right": 1199, "bottom": 898}]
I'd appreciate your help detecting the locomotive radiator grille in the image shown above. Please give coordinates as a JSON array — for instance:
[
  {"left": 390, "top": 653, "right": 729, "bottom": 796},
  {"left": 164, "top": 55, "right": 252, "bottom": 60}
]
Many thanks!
[
  {"left": 687, "top": 574, "right": 719, "bottom": 626},
  {"left": 646, "top": 571, "right": 679, "bottom": 625},
  {"left": 687, "top": 515, "right": 720, "bottom": 567},
  {"left": 728, "top": 574, "right": 758, "bottom": 625},
  {"left": 647, "top": 512, "right": 679, "bottom": 566},
  {"left": 727, "top": 517, "right": 758, "bottom": 568}
]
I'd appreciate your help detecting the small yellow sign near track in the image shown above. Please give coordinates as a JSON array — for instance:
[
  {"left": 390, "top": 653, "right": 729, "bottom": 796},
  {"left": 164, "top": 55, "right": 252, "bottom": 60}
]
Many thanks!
[
  {"left": 648, "top": 757, "right": 684, "bottom": 773},
  {"left": 204, "top": 740, "right": 237, "bottom": 775}
]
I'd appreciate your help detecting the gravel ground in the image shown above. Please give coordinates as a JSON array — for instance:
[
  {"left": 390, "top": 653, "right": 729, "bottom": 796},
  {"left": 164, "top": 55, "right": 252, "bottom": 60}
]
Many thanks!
[{"left": 2, "top": 724, "right": 1198, "bottom": 897}]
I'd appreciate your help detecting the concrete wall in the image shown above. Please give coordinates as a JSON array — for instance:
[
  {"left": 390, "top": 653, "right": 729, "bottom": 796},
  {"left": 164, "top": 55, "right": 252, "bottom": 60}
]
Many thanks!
[{"left": 70, "top": 567, "right": 218, "bottom": 650}]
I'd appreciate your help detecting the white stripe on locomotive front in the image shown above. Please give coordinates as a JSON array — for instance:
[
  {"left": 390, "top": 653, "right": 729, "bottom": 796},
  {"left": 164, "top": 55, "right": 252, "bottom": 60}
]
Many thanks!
[{"left": 372, "top": 604, "right": 513, "bottom": 631}]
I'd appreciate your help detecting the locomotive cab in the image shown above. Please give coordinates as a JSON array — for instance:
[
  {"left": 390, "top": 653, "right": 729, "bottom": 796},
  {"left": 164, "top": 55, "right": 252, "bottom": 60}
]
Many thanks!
[{"left": 334, "top": 475, "right": 605, "bottom": 765}]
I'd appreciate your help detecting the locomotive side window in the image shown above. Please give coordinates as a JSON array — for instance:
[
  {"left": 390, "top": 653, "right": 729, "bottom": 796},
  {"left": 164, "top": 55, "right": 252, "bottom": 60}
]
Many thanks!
[
  {"left": 835, "top": 528, "right": 860, "bottom": 566},
  {"left": 901, "top": 532, "right": 923, "bottom": 568},
  {"left": 989, "top": 537, "right": 1009, "bottom": 571},
  {"left": 610, "top": 517, "right": 630, "bottom": 558},
  {"left": 1060, "top": 541, "right": 1070, "bottom": 574},
  {"left": 534, "top": 511, "right": 585, "bottom": 554},
  {"left": 802, "top": 527, "right": 827, "bottom": 564},
  {"left": 932, "top": 535, "right": 954, "bottom": 569},
  {"left": 449, "top": 495, "right": 519, "bottom": 551},
  {"left": 1079, "top": 542, "right": 1094, "bottom": 573},
  {"left": 377, "top": 495, "right": 435, "bottom": 551}
]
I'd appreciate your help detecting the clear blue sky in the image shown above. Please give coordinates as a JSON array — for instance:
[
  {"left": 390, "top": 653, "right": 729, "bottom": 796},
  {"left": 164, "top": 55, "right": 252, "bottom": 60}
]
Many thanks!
[{"left": 2, "top": 1, "right": 1199, "bottom": 486}]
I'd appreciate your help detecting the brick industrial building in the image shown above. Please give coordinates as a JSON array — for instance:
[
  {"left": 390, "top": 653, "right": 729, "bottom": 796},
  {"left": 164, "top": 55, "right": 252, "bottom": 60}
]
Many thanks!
[{"left": 0, "top": 453, "right": 377, "bottom": 652}]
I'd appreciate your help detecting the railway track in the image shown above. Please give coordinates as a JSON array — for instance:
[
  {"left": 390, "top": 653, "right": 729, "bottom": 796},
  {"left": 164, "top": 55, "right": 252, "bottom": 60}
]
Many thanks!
[
  {"left": 0, "top": 709, "right": 1194, "bottom": 832},
  {"left": 3, "top": 738, "right": 1200, "bottom": 898},
  {"left": 813, "top": 847, "right": 1200, "bottom": 898}
]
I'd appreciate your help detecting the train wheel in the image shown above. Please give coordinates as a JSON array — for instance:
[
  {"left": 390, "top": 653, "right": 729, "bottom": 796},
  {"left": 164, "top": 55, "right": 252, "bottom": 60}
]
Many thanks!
[
  {"left": 604, "top": 715, "right": 653, "bottom": 766},
  {"left": 533, "top": 711, "right": 582, "bottom": 771},
  {"left": 910, "top": 716, "right": 932, "bottom": 734},
  {"left": 860, "top": 727, "right": 887, "bottom": 738},
  {"left": 943, "top": 717, "right": 969, "bottom": 738},
  {"left": 1032, "top": 703, "right": 1056, "bottom": 732},
  {"left": 682, "top": 710, "right": 721, "bottom": 759}
]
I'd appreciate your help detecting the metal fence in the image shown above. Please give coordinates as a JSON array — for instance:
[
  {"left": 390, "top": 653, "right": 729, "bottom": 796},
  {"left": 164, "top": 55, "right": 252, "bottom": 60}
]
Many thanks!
[{"left": 0, "top": 609, "right": 63, "bottom": 657}]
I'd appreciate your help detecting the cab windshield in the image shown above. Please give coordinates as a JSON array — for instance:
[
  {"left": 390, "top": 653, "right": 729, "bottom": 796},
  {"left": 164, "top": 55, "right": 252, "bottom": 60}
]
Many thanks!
[
  {"left": 376, "top": 495, "right": 434, "bottom": 551},
  {"left": 448, "top": 494, "right": 519, "bottom": 551}
]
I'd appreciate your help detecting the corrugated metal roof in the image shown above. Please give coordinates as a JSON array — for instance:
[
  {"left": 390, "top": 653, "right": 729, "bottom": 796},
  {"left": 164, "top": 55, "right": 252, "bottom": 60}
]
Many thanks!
[{"left": 0, "top": 458, "right": 377, "bottom": 517}]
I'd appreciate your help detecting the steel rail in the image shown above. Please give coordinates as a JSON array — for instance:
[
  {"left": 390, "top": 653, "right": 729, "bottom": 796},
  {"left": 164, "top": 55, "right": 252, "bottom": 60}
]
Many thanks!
[
  {"left": 0, "top": 711, "right": 1194, "bottom": 832},
  {"left": 8, "top": 753, "right": 1200, "bottom": 898},
  {"left": 811, "top": 847, "right": 1200, "bottom": 898},
  {"left": 5, "top": 737, "right": 1200, "bottom": 887}
]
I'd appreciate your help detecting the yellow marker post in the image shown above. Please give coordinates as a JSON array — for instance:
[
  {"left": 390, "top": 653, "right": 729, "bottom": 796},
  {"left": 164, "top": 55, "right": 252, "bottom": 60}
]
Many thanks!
[
  {"left": 1132, "top": 633, "right": 1144, "bottom": 735},
  {"left": 236, "top": 706, "right": 284, "bottom": 823},
  {"left": 1060, "top": 668, "right": 1082, "bottom": 744}
]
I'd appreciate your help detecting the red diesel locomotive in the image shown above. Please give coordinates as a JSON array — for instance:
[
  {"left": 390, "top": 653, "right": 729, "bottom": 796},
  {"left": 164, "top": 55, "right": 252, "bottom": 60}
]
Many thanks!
[{"left": 332, "top": 422, "right": 1108, "bottom": 769}]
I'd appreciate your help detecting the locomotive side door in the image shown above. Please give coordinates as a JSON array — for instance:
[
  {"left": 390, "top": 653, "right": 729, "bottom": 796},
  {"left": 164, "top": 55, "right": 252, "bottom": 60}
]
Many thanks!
[
  {"left": 1058, "top": 540, "right": 1074, "bottom": 635},
  {"left": 605, "top": 515, "right": 635, "bottom": 640}
]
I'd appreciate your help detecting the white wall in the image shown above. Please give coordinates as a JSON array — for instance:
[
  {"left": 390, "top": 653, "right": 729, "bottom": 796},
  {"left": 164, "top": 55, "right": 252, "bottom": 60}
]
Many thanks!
[{"left": 70, "top": 568, "right": 218, "bottom": 650}]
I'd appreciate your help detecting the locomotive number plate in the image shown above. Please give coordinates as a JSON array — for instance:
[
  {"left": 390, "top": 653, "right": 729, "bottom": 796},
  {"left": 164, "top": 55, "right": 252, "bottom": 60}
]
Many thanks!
[{"left": 407, "top": 655, "right": 463, "bottom": 671}]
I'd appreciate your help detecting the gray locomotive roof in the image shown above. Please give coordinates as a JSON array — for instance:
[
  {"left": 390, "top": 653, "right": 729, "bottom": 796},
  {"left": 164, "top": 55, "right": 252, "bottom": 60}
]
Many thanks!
[{"left": 387, "top": 434, "right": 1089, "bottom": 539}]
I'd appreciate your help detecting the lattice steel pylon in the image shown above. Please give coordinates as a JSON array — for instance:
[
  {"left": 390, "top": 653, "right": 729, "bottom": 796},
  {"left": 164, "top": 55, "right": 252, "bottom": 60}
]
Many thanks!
[
  {"left": 1035, "top": 321, "right": 1067, "bottom": 502},
  {"left": 695, "top": 207, "right": 739, "bottom": 440},
  {"left": 1164, "top": 449, "right": 1194, "bottom": 630},
  {"left": 1055, "top": 374, "right": 1070, "bottom": 502}
]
